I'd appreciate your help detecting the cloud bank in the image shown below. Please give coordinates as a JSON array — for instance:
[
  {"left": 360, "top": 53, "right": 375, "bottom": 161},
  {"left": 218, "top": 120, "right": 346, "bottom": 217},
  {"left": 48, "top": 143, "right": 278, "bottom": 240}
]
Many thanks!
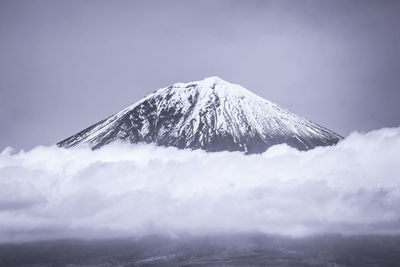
[{"left": 0, "top": 127, "right": 399, "bottom": 242}]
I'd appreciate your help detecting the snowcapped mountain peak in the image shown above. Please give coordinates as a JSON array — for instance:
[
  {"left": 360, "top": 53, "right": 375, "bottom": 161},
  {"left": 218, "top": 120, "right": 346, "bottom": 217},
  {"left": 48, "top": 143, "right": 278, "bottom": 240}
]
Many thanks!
[
  {"left": 170, "top": 76, "right": 231, "bottom": 93},
  {"left": 200, "top": 76, "right": 227, "bottom": 85},
  {"left": 168, "top": 76, "right": 266, "bottom": 105},
  {"left": 58, "top": 77, "right": 342, "bottom": 153},
  {"left": 172, "top": 76, "right": 241, "bottom": 91}
]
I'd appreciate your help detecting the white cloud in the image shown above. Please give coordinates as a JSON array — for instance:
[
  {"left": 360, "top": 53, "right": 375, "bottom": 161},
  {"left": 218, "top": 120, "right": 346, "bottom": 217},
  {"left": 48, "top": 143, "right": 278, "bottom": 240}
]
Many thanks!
[{"left": 0, "top": 127, "right": 399, "bottom": 242}]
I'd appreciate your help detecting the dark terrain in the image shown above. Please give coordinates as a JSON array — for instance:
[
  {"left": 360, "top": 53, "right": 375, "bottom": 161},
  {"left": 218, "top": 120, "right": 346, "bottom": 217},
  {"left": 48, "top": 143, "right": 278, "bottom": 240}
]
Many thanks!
[{"left": 1, "top": 234, "right": 400, "bottom": 267}]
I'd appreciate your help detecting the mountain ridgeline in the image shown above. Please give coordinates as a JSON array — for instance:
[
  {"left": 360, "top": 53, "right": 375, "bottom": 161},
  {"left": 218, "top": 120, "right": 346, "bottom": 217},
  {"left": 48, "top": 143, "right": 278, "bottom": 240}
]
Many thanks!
[{"left": 57, "top": 77, "right": 342, "bottom": 154}]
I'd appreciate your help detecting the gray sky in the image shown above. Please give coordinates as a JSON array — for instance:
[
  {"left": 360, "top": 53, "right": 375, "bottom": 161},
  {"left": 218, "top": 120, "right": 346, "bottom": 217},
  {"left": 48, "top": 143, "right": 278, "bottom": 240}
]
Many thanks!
[{"left": 1, "top": 0, "right": 399, "bottom": 150}]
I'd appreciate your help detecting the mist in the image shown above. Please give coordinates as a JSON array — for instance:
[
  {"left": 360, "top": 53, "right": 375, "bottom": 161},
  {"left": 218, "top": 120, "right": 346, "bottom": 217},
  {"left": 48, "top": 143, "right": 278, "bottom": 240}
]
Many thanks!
[{"left": 0, "top": 126, "right": 399, "bottom": 243}]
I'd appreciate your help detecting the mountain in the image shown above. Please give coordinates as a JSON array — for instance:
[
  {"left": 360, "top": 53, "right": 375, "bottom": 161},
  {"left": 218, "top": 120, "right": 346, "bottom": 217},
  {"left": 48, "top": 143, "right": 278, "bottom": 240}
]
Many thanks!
[{"left": 57, "top": 77, "right": 342, "bottom": 153}]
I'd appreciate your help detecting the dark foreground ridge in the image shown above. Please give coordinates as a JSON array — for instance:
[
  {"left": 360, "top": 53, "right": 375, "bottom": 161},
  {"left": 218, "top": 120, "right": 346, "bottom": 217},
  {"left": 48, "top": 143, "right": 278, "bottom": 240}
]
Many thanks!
[
  {"left": 1, "top": 234, "right": 400, "bottom": 267},
  {"left": 58, "top": 77, "right": 342, "bottom": 153}
]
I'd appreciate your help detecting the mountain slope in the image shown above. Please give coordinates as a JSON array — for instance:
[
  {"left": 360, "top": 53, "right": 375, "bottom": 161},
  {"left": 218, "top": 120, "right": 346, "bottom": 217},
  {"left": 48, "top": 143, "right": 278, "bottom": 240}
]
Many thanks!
[{"left": 57, "top": 77, "right": 342, "bottom": 153}]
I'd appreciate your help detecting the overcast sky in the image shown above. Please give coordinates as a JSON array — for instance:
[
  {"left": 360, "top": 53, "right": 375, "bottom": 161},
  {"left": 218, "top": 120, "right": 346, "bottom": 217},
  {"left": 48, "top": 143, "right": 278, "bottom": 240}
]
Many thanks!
[{"left": 1, "top": 0, "right": 399, "bottom": 150}]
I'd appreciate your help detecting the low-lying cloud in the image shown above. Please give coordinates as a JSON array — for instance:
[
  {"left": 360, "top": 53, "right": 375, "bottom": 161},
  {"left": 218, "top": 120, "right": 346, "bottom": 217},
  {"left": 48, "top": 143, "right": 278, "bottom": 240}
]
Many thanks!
[{"left": 0, "top": 127, "right": 399, "bottom": 242}]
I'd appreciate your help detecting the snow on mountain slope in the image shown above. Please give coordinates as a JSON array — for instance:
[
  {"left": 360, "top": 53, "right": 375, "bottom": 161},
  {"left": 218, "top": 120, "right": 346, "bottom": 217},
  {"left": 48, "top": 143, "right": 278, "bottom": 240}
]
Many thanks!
[{"left": 57, "top": 77, "right": 342, "bottom": 153}]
